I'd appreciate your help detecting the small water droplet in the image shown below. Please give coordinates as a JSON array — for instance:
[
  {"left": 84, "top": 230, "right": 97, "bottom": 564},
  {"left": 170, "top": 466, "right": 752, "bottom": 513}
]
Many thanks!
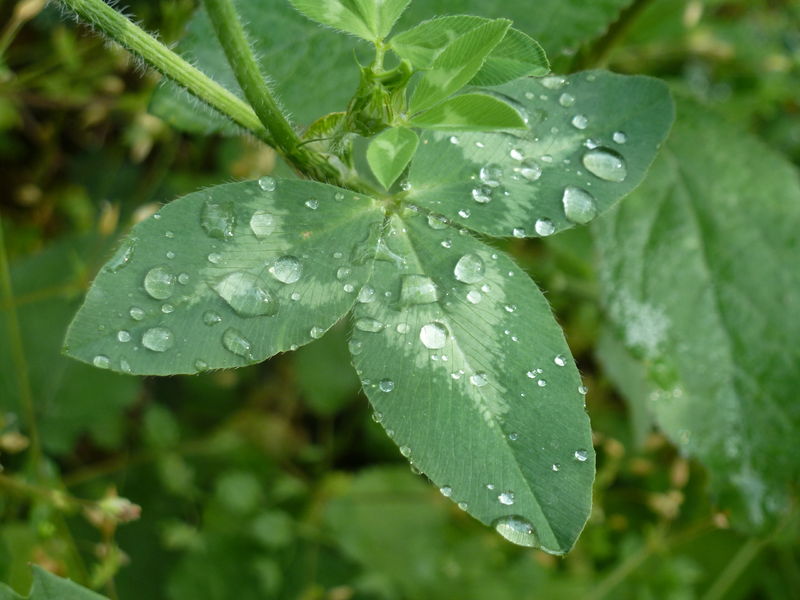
[
  {"left": 558, "top": 92, "right": 575, "bottom": 107},
  {"left": 454, "top": 254, "right": 484, "bottom": 284},
  {"left": 93, "top": 355, "right": 111, "bottom": 369},
  {"left": 178, "top": 273, "right": 190, "bottom": 285},
  {"left": 541, "top": 75, "right": 565, "bottom": 90},
  {"left": 420, "top": 322, "right": 448, "bottom": 349},
  {"left": 258, "top": 176, "right": 276, "bottom": 192},
  {"left": 195, "top": 359, "right": 209, "bottom": 371},
  {"left": 574, "top": 449, "right": 589, "bottom": 462},
  {"left": 449, "top": 135, "right": 460, "bottom": 144},
  {"left": 508, "top": 432, "right": 519, "bottom": 441},
  {"left": 355, "top": 318, "right": 384, "bottom": 333},
  {"left": 498, "top": 491, "right": 515, "bottom": 505},
  {"left": 552, "top": 463, "right": 560, "bottom": 472},
  {"left": 458, "top": 208, "right": 471, "bottom": 219},
  {"left": 142, "top": 327, "right": 174, "bottom": 352},
  {"left": 400, "top": 274, "right": 439, "bottom": 305},
  {"left": 129, "top": 306, "right": 145, "bottom": 320},
  {"left": 613, "top": 131, "right": 628, "bottom": 144},
  {"left": 334, "top": 191, "right": 345, "bottom": 201},
  {"left": 357, "top": 286, "right": 376, "bottom": 303},
  {"left": 441, "top": 239, "right": 452, "bottom": 249},
  {"left": 399, "top": 446, "right": 411, "bottom": 457},
  {"left": 554, "top": 354, "right": 567, "bottom": 367},
  {"left": 471, "top": 185, "right": 493, "bottom": 204},
  {"left": 479, "top": 164, "right": 503, "bottom": 187},
  {"left": 161, "top": 303, "right": 174, "bottom": 314},
  {"left": 250, "top": 210, "right": 275, "bottom": 238},
  {"left": 201, "top": 198, "right": 236, "bottom": 240},
  {"left": 493, "top": 516, "right": 539, "bottom": 547},
  {"left": 308, "top": 326, "right": 324, "bottom": 339},
  {"left": 582, "top": 147, "right": 627, "bottom": 182},
  {"left": 538, "top": 379, "right": 547, "bottom": 387},
  {"left": 304, "top": 199, "right": 319, "bottom": 210},
  {"left": 117, "top": 330, "right": 131, "bottom": 343},
  {"left": 120, "top": 359, "right": 132, "bottom": 373},
  {"left": 515, "top": 159, "right": 542, "bottom": 182},
  {"left": 143, "top": 266, "right": 175, "bottom": 300},
  {"left": 427, "top": 215, "right": 448, "bottom": 229},
  {"left": 371, "top": 411, "right": 383, "bottom": 423},
  {"left": 562, "top": 186, "right": 598, "bottom": 224},
  {"left": 222, "top": 328, "right": 253, "bottom": 359},
  {"left": 535, "top": 218, "right": 555, "bottom": 237},
  {"left": 578, "top": 384, "right": 589, "bottom": 395},
  {"left": 348, "top": 339, "right": 363, "bottom": 355},
  {"left": 379, "top": 379, "right": 395, "bottom": 392},
  {"left": 203, "top": 311, "right": 222, "bottom": 326},
  {"left": 107, "top": 238, "right": 136, "bottom": 272},
  {"left": 512, "top": 228, "right": 526, "bottom": 238},
  {"left": 166, "top": 251, "right": 175, "bottom": 260},
  {"left": 400, "top": 180, "right": 412, "bottom": 191},
  {"left": 269, "top": 256, "right": 302, "bottom": 284},
  {"left": 470, "top": 372, "right": 488, "bottom": 387},
  {"left": 509, "top": 148, "right": 525, "bottom": 161},
  {"left": 504, "top": 304, "right": 517, "bottom": 313},
  {"left": 467, "top": 290, "right": 482, "bottom": 304},
  {"left": 571, "top": 114, "right": 589, "bottom": 130},
  {"left": 396, "top": 323, "right": 410, "bottom": 334},
  {"left": 439, "top": 485, "right": 453, "bottom": 497},
  {"left": 207, "top": 253, "right": 223, "bottom": 265},
  {"left": 213, "top": 272, "right": 278, "bottom": 317}
]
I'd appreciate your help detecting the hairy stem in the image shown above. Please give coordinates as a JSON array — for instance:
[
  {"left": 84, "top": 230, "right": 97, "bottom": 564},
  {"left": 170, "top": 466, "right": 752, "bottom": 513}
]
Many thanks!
[{"left": 57, "top": 0, "right": 273, "bottom": 144}]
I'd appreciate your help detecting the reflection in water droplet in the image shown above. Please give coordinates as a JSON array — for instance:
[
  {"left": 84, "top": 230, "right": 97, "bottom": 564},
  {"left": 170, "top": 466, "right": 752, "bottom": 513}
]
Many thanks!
[
  {"left": 258, "top": 176, "right": 276, "bottom": 192},
  {"left": 355, "top": 318, "right": 384, "bottom": 333},
  {"left": 420, "top": 322, "right": 448, "bottom": 349},
  {"left": 142, "top": 327, "right": 174, "bottom": 352},
  {"left": 454, "top": 254, "right": 484, "bottom": 284},
  {"left": 400, "top": 274, "right": 439, "bottom": 305},
  {"left": 93, "top": 355, "right": 111, "bottom": 369},
  {"left": 130, "top": 307, "right": 145, "bottom": 321},
  {"left": 449, "top": 135, "right": 460, "bottom": 145},
  {"left": 552, "top": 463, "right": 560, "bottom": 472},
  {"left": 571, "top": 114, "right": 589, "bottom": 130},
  {"left": 144, "top": 267, "right": 175, "bottom": 300},
  {"left": 161, "top": 303, "right": 174, "bottom": 314},
  {"left": 222, "top": 328, "right": 253, "bottom": 359},
  {"left": 201, "top": 198, "right": 236, "bottom": 240},
  {"left": 458, "top": 209, "right": 471, "bottom": 219},
  {"left": 493, "top": 516, "right": 539, "bottom": 547},
  {"left": 470, "top": 372, "right": 488, "bottom": 387},
  {"left": 269, "top": 256, "right": 302, "bottom": 284},
  {"left": 250, "top": 210, "right": 275, "bottom": 238},
  {"left": 379, "top": 379, "right": 395, "bottom": 392},
  {"left": 562, "top": 186, "right": 598, "bottom": 224},
  {"left": 213, "top": 272, "right": 278, "bottom": 317},
  {"left": 107, "top": 239, "right": 136, "bottom": 272},
  {"left": 479, "top": 164, "right": 503, "bottom": 187},
  {"left": 535, "top": 218, "right": 555, "bottom": 237},
  {"left": 574, "top": 449, "right": 589, "bottom": 462},
  {"left": 613, "top": 131, "right": 628, "bottom": 144},
  {"left": 203, "top": 311, "right": 222, "bottom": 326},
  {"left": 498, "top": 491, "right": 515, "bottom": 505},
  {"left": 582, "top": 147, "right": 627, "bottom": 182},
  {"left": 558, "top": 92, "right": 575, "bottom": 107}
]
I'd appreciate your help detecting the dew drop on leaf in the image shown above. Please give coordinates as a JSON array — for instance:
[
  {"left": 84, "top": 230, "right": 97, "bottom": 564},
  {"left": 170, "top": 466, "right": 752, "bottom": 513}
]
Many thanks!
[
  {"left": 201, "top": 198, "right": 236, "bottom": 240},
  {"left": 107, "top": 238, "right": 136, "bottom": 272},
  {"left": 178, "top": 273, "right": 190, "bottom": 285},
  {"left": 355, "top": 318, "right": 384, "bottom": 333},
  {"left": 269, "top": 256, "right": 302, "bottom": 284},
  {"left": 357, "top": 285, "right": 376, "bottom": 303},
  {"left": 222, "top": 328, "right": 253, "bottom": 359},
  {"left": 203, "top": 311, "right": 222, "bottom": 326},
  {"left": 509, "top": 148, "right": 525, "bottom": 161},
  {"left": 399, "top": 446, "right": 412, "bottom": 457},
  {"left": 558, "top": 92, "right": 575, "bottom": 107},
  {"left": 93, "top": 355, "right": 111, "bottom": 369},
  {"left": 498, "top": 491, "right": 515, "bottom": 505},
  {"left": 613, "top": 131, "right": 628, "bottom": 144},
  {"left": 143, "top": 266, "right": 175, "bottom": 300},
  {"left": 454, "top": 254, "right": 485, "bottom": 284},
  {"left": 400, "top": 274, "right": 439, "bottom": 305},
  {"left": 419, "top": 322, "right": 448, "bottom": 349},
  {"left": 574, "top": 449, "right": 589, "bottom": 462},
  {"left": 379, "top": 378, "right": 395, "bottom": 392},
  {"left": 249, "top": 210, "right": 275, "bottom": 238},
  {"left": 213, "top": 272, "right": 278, "bottom": 317},
  {"left": 540, "top": 75, "right": 565, "bottom": 90},
  {"left": 304, "top": 199, "right": 319, "bottom": 210},
  {"left": 195, "top": 360, "right": 209, "bottom": 371},
  {"left": 515, "top": 159, "right": 542, "bottom": 182},
  {"left": 467, "top": 290, "right": 482, "bottom": 304},
  {"left": 471, "top": 185, "right": 493, "bottom": 204},
  {"left": 258, "top": 176, "right": 276, "bottom": 192},
  {"left": 470, "top": 372, "right": 489, "bottom": 387},
  {"left": 479, "top": 164, "right": 503, "bottom": 187},
  {"left": 439, "top": 485, "right": 453, "bottom": 497},
  {"left": 427, "top": 215, "right": 448, "bottom": 229},
  {"left": 534, "top": 218, "right": 555, "bottom": 237},
  {"left": 310, "top": 326, "right": 325, "bottom": 339},
  {"left": 117, "top": 330, "right": 131, "bottom": 343},
  {"left": 348, "top": 339, "right": 363, "bottom": 355},
  {"left": 582, "top": 148, "right": 627, "bottom": 182},
  {"left": 142, "top": 327, "right": 175, "bottom": 352},
  {"left": 571, "top": 114, "right": 589, "bottom": 129},
  {"left": 512, "top": 228, "right": 526, "bottom": 238},
  {"left": 129, "top": 306, "right": 145, "bottom": 321},
  {"left": 207, "top": 253, "right": 223, "bottom": 264},
  {"left": 562, "top": 186, "right": 598, "bottom": 224},
  {"left": 493, "top": 516, "right": 539, "bottom": 547}
]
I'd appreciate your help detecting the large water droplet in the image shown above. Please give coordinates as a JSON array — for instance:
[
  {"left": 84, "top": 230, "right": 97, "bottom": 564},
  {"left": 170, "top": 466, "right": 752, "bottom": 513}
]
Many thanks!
[
  {"left": 222, "top": 328, "right": 253, "bottom": 359},
  {"left": 400, "top": 274, "right": 439, "bottom": 305},
  {"left": 249, "top": 210, "right": 275, "bottom": 238},
  {"left": 454, "top": 254, "right": 484, "bottom": 284},
  {"left": 419, "top": 322, "right": 448, "bottom": 349},
  {"left": 562, "top": 186, "right": 598, "bottom": 224},
  {"left": 493, "top": 516, "right": 539, "bottom": 547},
  {"left": 479, "top": 164, "right": 503, "bottom": 187},
  {"left": 582, "top": 148, "right": 627, "bottom": 182},
  {"left": 534, "top": 218, "right": 555, "bottom": 237},
  {"left": 498, "top": 491, "right": 515, "bottom": 505},
  {"left": 107, "top": 238, "right": 136, "bottom": 272},
  {"left": 213, "top": 272, "right": 278, "bottom": 317},
  {"left": 201, "top": 198, "right": 236, "bottom": 240},
  {"left": 142, "top": 327, "right": 174, "bottom": 352},
  {"left": 379, "top": 379, "right": 395, "bottom": 393},
  {"left": 258, "top": 176, "right": 276, "bottom": 192},
  {"left": 144, "top": 267, "right": 175, "bottom": 300},
  {"left": 355, "top": 318, "right": 384, "bottom": 333},
  {"left": 269, "top": 256, "right": 302, "bottom": 284}
]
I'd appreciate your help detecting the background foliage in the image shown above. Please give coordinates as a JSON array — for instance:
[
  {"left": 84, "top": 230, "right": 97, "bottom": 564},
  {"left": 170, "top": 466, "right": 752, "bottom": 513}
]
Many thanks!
[{"left": 1, "top": 0, "right": 799, "bottom": 598}]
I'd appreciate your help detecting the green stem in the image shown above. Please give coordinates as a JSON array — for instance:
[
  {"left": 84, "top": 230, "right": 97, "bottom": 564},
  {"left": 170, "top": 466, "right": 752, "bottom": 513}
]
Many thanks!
[
  {"left": 57, "top": 0, "right": 273, "bottom": 144},
  {"left": 701, "top": 537, "right": 765, "bottom": 600}
]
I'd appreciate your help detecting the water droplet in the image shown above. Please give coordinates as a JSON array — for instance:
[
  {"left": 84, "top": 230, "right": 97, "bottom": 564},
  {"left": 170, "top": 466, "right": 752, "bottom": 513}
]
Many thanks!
[
  {"left": 107, "top": 238, "right": 136, "bottom": 272},
  {"left": 493, "top": 516, "right": 539, "bottom": 547},
  {"left": 357, "top": 286, "right": 376, "bottom": 303},
  {"left": 371, "top": 411, "right": 383, "bottom": 423},
  {"left": 512, "top": 228, "right": 526, "bottom": 238},
  {"left": 222, "top": 328, "right": 253, "bottom": 359},
  {"left": 400, "top": 274, "right": 439, "bottom": 305},
  {"left": 470, "top": 372, "right": 488, "bottom": 387},
  {"left": 509, "top": 148, "right": 525, "bottom": 161},
  {"left": 562, "top": 186, "right": 598, "bottom": 224},
  {"left": 467, "top": 290, "right": 482, "bottom": 304},
  {"left": 201, "top": 198, "right": 236, "bottom": 240},
  {"left": 213, "top": 272, "right": 278, "bottom": 317},
  {"left": 120, "top": 359, "right": 132, "bottom": 373},
  {"left": 290, "top": 292, "right": 301, "bottom": 301},
  {"left": 571, "top": 114, "right": 589, "bottom": 130},
  {"left": 558, "top": 92, "right": 575, "bottom": 107},
  {"left": 304, "top": 199, "right": 319, "bottom": 210},
  {"left": 334, "top": 191, "right": 345, "bottom": 201},
  {"left": 348, "top": 339, "right": 363, "bottom": 355},
  {"left": 504, "top": 304, "right": 517, "bottom": 313},
  {"left": 613, "top": 131, "right": 628, "bottom": 144},
  {"left": 258, "top": 176, "right": 276, "bottom": 192},
  {"left": 537, "top": 379, "right": 547, "bottom": 387},
  {"left": 203, "top": 311, "right": 222, "bottom": 325},
  {"left": 420, "top": 322, "right": 448, "bottom": 349},
  {"left": 449, "top": 135, "right": 460, "bottom": 144},
  {"left": 552, "top": 463, "right": 560, "bottom": 472},
  {"left": 355, "top": 318, "right": 384, "bottom": 333},
  {"left": 161, "top": 303, "right": 174, "bottom": 314},
  {"left": 117, "top": 330, "right": 131, "bottom": 343},
  {"left": 458, "top": 208, "right": 471, "bottom": 219},
  {"left": 379, "top": 379, "right": 395, "bottom": 392},
  {"left": 554, "top": 354, "right": 567, "bottom": 367},
  {"left": 269, "top": 256, "right": 302, "bottom": 284},
  {"left": 166, "top": 251, "right": 175, "bottom": 260},
  {"left": 336, "top": 267, "right": 351, "bottom": 281},
  {"left": 143, "top": 267, "right": 175, "bottom": 300},
  {"left": 396, "top": 323, "right": 410, "bottom": 334},
  {"left": 93, "top": 355, "right": 111, "bottom": 369},
  {"left": 454, "top": 254, "right": 484, "bottom": 284},
  {"left": 471, "top": 186, "right": 492, "bottom": 204},
  {"left": 574, "top": 449, "right": 589, "bottom": 462},
  {"left": 400, "top": 180, "right": 412, "bottom": 191},
  {"left": 498, "top": 491, "right": 515, "bottom": 505},
  {"left": 207, "top": 253, "right": 223, "bottom": 264},
  {"left": 486, "top": 483, "right": 496, "bottom": 490},
  {"left": 249, "top": 210, "right": 275, "bottom": 238},
  {"left": 439, "top": 485, "right": 453, "bottom": 497},
  {"left": 142, "top": 327, "right": 174, "bottom": 352},
  {"left": 310, "top": 326, "right": 325, "bottom": 339},
  {"left": 427, "top": 215, "right": 448, "bottom": 229},
  {"left": 399, "top": 446, "right": 411, "bottom": 457},
  {"left": 508, "top": 432, "right": 519, "bottom": 441},
  {"left": 541, "top": 75, "right": 566, "bottom": 90},
  {"left": 178, "top": 273, "right": 190, "bottom": 285},
  {"left": 578, "top": 384, "right": 589, "bottom": 395},
  {"left": 441, "top": 239, "right": 452, "bottom": 249},
  {"left": 194, "top": 360, "right": 209, "bottom": 371},
  {"left": 516, "top": 159, "right": 542, "bottom": 182},
  {"left": 479, "top": 164, "right": 503, "bottom": 187},
  {"left": 582, "top": 148, "right": 627, "bottom": 182},
  {"left": 129, "top": 307, "right": 145, "bottom": 320},
  {"left": 535, "top": 218, "right": 555, "bottom": 237}
]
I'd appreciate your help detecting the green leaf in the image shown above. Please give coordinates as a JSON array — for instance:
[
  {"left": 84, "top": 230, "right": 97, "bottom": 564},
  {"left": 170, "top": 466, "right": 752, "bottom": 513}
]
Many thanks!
[
  {"left": 366, "top": 127, "right": 419, "bottom": 189},
  {"left": 349, "top": 209, "right": 594, "bottom": 553},
  {"left": 409, "top": 19, "right": 510, "bottom": 114},
  {"left": 404, "top": 70, "right": 674, "bottom": 238},
  {"left": 408, "top": 93, "right": 527, "bottom": 131},
  {"left": 288, "top": 0, "right": 408, "bottom": 41},
  {"left": 594, "top": 99, "right": 800, "bottom": 530},
  {"left": 470, "top": 28, "right": 549, "bottom": 86},
  {"left": 0, "top": 566, "right": 108, "bottom": 600},
  {"left": 390, "top": 15, "right": 489, "bottom": 68},
  {"left": 64, "top": 179, "right": 384, "bottom": 375}
]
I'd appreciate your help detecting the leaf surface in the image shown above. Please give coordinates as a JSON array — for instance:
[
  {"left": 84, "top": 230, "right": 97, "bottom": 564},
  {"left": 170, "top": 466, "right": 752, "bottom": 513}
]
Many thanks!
[
  {"left": 366, "top": 127, "right": 419, "bottom": 189},
  {"left": 0, "top": 566, "right": 108, "bottom": 600},
  {"left": 404, "top": 71, "right": 674, "bottom": 238},
  {"left": 64, "top": 179, "right": 384, "bottom": 375},
  {"left": 594, "top": 100, "right": 800, "bottom": 529},
  {"left": 348, "top": 209, "right": 594, "bottom": 553},
  {"left": 409, "top": 93, "right": 527, "bottom": 131},
  {"left": 469, "top": 28, "right": 549, "bottom": 86},
  {"left": 288, "top": 0, "right": 409, "bottom": 40}
]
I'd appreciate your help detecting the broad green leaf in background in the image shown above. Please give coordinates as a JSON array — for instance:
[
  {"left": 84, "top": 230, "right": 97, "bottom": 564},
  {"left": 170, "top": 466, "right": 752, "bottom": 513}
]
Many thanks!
[
  {"left": 0, "top": 566, "right": 108, "bottom": 600},
  {"left": 404, "top": 71, "right": 674, "bottom": 238},
  {"left": 390, "top": 16, "right": 548, "bottom": 85},
  {"left": 349, "top": 209, "right": 594, "bottom": 554},
  {"left": 408, "top": 19, "right": 510, "bottom": 114},
  {"left": 366, "top": 127, "right": 419, "bottom": 189},
  {"left": 64, "top": 179, "right": 383, "bottom": 375},
  {"left": 288, "top": 0, "right": 410, "bottom": 40},
  {"left": 594, "top": 99, "right": 800, "bottom": 530},
  {"left": 0, "top": 235, "right": 139, "bottom": 455},
  {"left": 408, "top": 93, "right": 527, "bottom": 131}
]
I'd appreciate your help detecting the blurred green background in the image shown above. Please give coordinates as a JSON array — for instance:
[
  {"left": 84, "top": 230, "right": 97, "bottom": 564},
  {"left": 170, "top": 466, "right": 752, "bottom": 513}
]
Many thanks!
[{"left": 1, "top": 0, "right": 799, "bottom": 598}]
